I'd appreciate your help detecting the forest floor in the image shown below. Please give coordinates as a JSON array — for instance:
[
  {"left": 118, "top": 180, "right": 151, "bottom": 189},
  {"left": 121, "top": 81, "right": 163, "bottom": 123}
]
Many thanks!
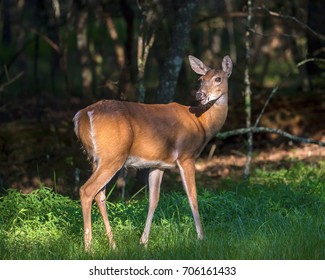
[{"left": 196, "top": 136, "right": 325, "bottom": 179}]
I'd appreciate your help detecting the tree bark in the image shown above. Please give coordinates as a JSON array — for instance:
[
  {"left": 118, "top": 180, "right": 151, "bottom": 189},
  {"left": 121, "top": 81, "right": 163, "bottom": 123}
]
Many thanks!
[
  {"left": 306, "top": 0, "right": 325, "bottom": 85},
  {"left": 48, "top": 0, "right": 61, "bottom": 93},
  {"left": 156, "top": 0, "right": 198, "bottom": 104},
  {"left": 76, "top": 3, "right": 93, "bottom": 98},
  {"left": 2, "top": 0, "right": 11, "bottom": 45},
  {"left": 244, "top": 0, "right": 253, "bottom": 179}
]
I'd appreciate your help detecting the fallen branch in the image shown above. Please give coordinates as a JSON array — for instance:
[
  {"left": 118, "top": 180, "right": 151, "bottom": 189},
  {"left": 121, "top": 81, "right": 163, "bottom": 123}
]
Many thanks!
[{"left": 216, "top": 127, "right": 325, "bottom": 147}]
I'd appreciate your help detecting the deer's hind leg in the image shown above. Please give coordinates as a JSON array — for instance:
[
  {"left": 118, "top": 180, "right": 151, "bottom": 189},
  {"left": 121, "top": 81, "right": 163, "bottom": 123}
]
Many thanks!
[
  {"left": 80, "top": 160, "right": 124, "bottom": 251},
  {"left": 94, "top": 188, "right": 116, "bottom": 250}
]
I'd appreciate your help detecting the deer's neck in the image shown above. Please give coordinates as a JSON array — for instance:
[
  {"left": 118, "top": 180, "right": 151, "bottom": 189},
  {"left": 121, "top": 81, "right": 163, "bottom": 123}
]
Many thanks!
[{"left": 196, "top": 94, "right": 228, "bottom": 141}]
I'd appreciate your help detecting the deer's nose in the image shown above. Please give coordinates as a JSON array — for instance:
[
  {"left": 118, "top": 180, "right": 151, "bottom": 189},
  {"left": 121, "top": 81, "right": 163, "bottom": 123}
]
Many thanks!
[{"left": 196, "top": 91, "right": 205, "bottom": 101}]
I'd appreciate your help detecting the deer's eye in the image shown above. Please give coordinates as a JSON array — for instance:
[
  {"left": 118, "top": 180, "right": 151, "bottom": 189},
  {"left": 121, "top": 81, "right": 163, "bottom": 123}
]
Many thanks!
[{"left": 215, "top": 77, "right": 222, "bottom": 83}]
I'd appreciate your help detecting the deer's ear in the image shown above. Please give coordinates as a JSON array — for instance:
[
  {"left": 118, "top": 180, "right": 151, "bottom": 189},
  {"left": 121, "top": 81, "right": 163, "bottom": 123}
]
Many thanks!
[
  {"left": 188, "top": 55, "right": 211, "bottom": 75},
  {"left": 222, "top": 55, "right": 233, "bottom": 78}
]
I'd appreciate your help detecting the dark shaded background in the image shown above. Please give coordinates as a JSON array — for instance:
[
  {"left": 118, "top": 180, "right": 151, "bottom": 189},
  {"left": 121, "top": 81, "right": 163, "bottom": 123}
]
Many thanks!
[{"left": 0, "top": 0, "right": 324, "bottom": 196}]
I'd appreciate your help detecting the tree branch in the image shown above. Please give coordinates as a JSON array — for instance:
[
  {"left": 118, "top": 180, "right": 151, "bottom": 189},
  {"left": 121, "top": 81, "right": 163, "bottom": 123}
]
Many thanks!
[
  {"left": 216, "top": 127, "right": 325, "bottom": 147},
  {"left": 296, "top": 58, "right": 325, "bottom": 68},
  {"left": 0, "top": 71, "right": 24, "bottom": 93},
  {"left": 30, "top": 28, "right": 61, "bottom": 53},
  {"left": 254, "top": 86, "right": 278, "bottom": 127},
  {"left": 255, "top": 6, "right": 325, "bottom": 41}
]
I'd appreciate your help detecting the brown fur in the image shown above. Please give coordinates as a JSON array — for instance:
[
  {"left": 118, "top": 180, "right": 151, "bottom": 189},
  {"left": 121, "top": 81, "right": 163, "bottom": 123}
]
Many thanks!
[{"left": 74, "top": 55, "right": 232, "bottom": 251}]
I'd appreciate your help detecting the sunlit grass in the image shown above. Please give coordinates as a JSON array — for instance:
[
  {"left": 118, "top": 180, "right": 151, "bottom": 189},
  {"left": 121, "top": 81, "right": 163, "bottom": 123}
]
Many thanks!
[{"left": 0, "top": 161, "right": 324, "bottom": 259}]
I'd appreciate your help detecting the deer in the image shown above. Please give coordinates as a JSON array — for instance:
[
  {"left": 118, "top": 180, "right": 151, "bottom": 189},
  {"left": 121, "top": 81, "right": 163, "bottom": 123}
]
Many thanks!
[{"left": 73, "top": 55, "right": 233, "bottom": 251}]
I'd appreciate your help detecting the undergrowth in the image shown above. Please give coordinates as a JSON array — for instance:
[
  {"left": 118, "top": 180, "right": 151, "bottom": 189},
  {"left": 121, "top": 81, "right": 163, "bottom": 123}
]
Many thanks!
[{"left": 0, "top": 161, "right": 324, "bottom": 259}]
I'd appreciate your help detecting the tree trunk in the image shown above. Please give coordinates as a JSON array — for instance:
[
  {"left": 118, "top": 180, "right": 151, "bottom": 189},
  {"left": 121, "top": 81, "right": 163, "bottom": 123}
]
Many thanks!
[
  {"left": 306, "top": 0, "right": 325, "bottom": 86},
  {"left": 2, "top": 0, "right": 11, "bottom": 45},
  {"left": 47, "top": 0, "right": 61, "bottom": 93},
  {"left": 244, "top": 0, "right": 253, "bottom": 179},
  {"left": 119, "top": 0, "right": 135, "bottom": 100},
  {"left": 156, "top": 0, "right": 198, "bottom": 104},
  {"left": 76, "top": 4, "right": 93, "bottom": 98}
]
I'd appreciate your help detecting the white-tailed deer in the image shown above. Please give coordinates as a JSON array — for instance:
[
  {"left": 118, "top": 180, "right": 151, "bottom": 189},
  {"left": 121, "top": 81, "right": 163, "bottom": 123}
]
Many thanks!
[{"left": 73, "top": 55, "right": 232, "bottom": 251}]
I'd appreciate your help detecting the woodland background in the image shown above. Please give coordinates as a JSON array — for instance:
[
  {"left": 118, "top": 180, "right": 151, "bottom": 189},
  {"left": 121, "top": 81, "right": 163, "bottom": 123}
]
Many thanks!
[{"left": 0, "top": 0, "right": 324, "bottom": 197}]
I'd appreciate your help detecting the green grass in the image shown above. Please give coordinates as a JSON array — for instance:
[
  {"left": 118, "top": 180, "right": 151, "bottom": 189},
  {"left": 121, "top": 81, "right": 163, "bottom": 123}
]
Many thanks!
[{"left": 0, "top": 161, "right": 324, "bottom": 260}]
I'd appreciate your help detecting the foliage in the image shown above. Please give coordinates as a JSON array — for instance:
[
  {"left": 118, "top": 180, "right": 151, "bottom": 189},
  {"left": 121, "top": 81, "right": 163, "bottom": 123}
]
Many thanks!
[{"left": 0, "top": 161, "right": 324, "bottom": 260}]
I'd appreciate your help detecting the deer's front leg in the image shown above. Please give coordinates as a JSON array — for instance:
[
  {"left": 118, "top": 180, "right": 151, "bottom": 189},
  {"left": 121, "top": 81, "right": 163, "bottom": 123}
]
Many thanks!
[
  {"left": 140, "top": 169, "right": 164, "bottom": 246},
  {"left": 177, "top": 159, "right": 203, "bottom": 240}
]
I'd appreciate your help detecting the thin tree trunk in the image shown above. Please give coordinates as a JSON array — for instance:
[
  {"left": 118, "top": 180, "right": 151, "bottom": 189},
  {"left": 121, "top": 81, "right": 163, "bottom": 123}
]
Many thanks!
[
  {"left": 2, "top": 0, "right": 11, "bottom": 45},
  {"left": 76, "top": 7, "right": 93, "bottom": 98},
  {"left": 244, "top": 0, "right": 253, "bottom": 179},
  {"left": 119, "top": 0, "right": 135, "bottom": 100},
  {"left": 137, "top": 34, "right": 155, "bottom": 103},
  {"left": 33, "top": 34, "right": 40, "bottom": 95},
  {"left": 105, "top": 14, "right": 125, "bottom": 71},
  {"left": 306, "top": 0, "right": 325, "bottom": 88},
  {"left": 48, "top": 0, "right": 61, "bottom": 93},
  {"left": 225, "top": 0, "right": 237, "bottom": 63},
  {"left": 60, "top": 34, "right": 71, "bottom": 98}
]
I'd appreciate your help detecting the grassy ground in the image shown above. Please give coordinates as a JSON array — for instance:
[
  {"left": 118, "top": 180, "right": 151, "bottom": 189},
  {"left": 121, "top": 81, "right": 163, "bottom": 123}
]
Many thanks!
[{"left": 0, "top": 161, "right": 324, "bottom": 260}]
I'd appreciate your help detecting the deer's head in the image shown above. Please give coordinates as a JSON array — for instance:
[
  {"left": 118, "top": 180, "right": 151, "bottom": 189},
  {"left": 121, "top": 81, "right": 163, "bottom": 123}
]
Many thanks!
[{"left": 189, "top": 55, "right": 233, "bottom": 106}]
